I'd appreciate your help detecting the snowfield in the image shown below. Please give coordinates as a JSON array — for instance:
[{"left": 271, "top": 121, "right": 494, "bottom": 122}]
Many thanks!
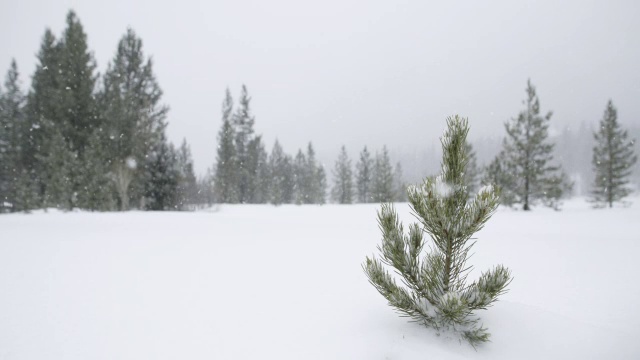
[{"left": 1, "top": 198, "right": 639, "bottom": 359}]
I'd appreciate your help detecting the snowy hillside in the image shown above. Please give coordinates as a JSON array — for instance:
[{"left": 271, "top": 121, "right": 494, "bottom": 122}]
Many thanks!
[{"left": 1, "top": 199, "right": 639, "bottom": 359}]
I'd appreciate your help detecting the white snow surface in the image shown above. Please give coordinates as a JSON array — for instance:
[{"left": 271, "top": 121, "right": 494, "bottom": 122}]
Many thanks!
[{"left": 1, "top": 198, "right": 639, "bottom": 359}]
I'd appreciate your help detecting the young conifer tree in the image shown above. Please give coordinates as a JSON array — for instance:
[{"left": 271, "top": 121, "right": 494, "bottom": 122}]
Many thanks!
[
  {"left": 591, "top": 100, "right": 637, "bottom": 207},
  {"left": 363, "top": 116, "right": 512, "bottom": 346}
]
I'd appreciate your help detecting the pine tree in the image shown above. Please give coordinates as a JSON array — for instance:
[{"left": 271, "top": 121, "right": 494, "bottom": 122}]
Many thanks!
[
  {"left": 501, "top": 80, "right": 572, "bottom": 210},
  {"left": 0, "top": 60, "right": 26, "bottom": 212},
  {"left": 143, "top": 134, "right": 179, "bottom": 210},
  {"left": 213, "top": 88, "right": 237, "bottom": 203},
  {"left": 331, "top": 145, "right": 354, "bottom": 204},
  {"left": 372, "top": 146, "right": 395, "bottom": 202},
  {"left": 363, "top": 116, "right": 512, "bottom": 346},
  {"left": 100, "top": 28, "right": 168, "bottom": 209},
  {"left": 232, "top": 85, "right": 256, "bottom": 203},
  {"left": 591, "top": 100, "right": 637, "bottom": 207},
  {"left": 356, "top": 146, "right": 373, "bottom": 203}
]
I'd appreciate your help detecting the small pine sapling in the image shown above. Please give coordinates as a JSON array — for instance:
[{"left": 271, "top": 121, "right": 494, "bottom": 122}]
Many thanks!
[{"left": 363, "top": 116, "right": 512, "bottom": 347}]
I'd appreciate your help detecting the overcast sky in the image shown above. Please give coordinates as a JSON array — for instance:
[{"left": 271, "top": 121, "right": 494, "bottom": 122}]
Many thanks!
[{"left": 1, "top": 0, "right": 639, "bottom": 175}]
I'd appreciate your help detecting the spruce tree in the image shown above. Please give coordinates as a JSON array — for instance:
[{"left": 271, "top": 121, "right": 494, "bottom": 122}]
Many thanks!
[
  {"left": 331, "top": 145, "right": 354, "bottom": 204},
  {"left": 501, "top": 80, "right": 572, "bottom": 210},
  {"left": 363, "top": 116, "right": 512, "bottom": 346},
  {"left": 0, "top": 60, "right": 25, "bottom": 212},
  {"left": 213, "top": 89, "right": 238, "bottom": 203},
  {"left": 372, "top": 146, "right": 395, "bottom": 202},
  {"left": 591, "top": 100, "right": 637, "bottom": 207},
  {"left": 356, "top": 146, "right": 373, "bottom": 203},
  {"left": 100, "top": 28, "right": 168, "bottom": 209}
]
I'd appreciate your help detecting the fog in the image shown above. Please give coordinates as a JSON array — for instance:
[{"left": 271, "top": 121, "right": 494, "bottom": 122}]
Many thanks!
[{"left": 2, "top": 0, "right": 639, "bottom": 176}]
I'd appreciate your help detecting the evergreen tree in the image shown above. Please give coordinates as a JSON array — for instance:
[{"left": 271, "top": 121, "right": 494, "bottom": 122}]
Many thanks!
[
  {"left": 246, "top": 136, "right": 266, "bottom": 203},
  {"left": 213, "top": 88, "right": 237, "bottom": 203},
  {"left": 40, "top": 129, "right": 77, "bottom": 210},
  {"left": 316, "top": 165, "right": 327, "bottom": 205},
  {"left": 24, "top": 29, "right": 63, "bottom": 203},
  {"left": 282, "top": 155, "right": 296, "bottom": 204},
  {"left": 0, "top": 60, "right": 25, "bottom": 212},
  {"left": 176, "top": 139, "right": 198, "bottom": 210},
  {"left": 100, "top": 28, "right": 168, "bottom": 209},
  {"left": 269, "top": 140, "right": 287, "bottom": 205},
  {"left": 303, "top": 142, "right": 326, "bottom": 204},
  {"left": 482, "top": 151, "right": 517, "bottom": 206},
  {"left": 372, "top": 146, "right": 395, "bottom": 202},
  {"left": 501, "top": 80, "right": 572, "bottom": 210},
  {"left": 76, "top": 129, "right": 114, "bottom": 211},
  {"left": 356, "top": 146, "right": 373, "bottom": 203},
  {"left": 252, "top": 138, "right": 271, "bottom": 204},
  {"left": 363, "top": 116, "right": 512, "bottom": 346},
  {"left": 56, "top": 10, "right": 99, "bottom": 157},
  {"left": 393, "top": 162, "right": 408, "bottom": 202},
  {"left": 143, "top": 134, "right": 179, "bottom": 210},
  {"left": 331, "top": 145, "right": 354, "bottom": 204},
  {"left": 232, "top": 85, "right": 256, "bottom": 203},
  {"left": 293, "top": 149, "right": 307, "bottom": 204},
  {"left": 12, "top": 170, "right": 38, "bottom": 212},
  {"left": 591, "top": 100, "right": 637, "bottom": 207}
]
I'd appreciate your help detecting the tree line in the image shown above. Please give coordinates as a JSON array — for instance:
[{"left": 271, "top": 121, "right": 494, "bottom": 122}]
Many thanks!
[
  {"left": 208, "top": 86, "right": 407, "bottom": 205},
  {"left": 0, "top": 11, "right": 636, "bottom": 212}
]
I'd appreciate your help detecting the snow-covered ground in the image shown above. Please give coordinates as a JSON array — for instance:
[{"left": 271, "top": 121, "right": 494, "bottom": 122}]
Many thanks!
[{"left": 1, "top": 198, "right": 639, "bottom": 359}]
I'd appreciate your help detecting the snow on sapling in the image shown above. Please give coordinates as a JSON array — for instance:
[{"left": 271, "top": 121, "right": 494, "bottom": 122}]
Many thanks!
[{"left": 363, "top": 116, "right": 512, "bottom": 346}]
